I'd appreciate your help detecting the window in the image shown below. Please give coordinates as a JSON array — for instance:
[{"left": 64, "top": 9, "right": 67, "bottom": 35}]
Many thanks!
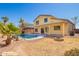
[
  {"left": 44, "top": 18, "right": 48, "bottom": 23},
  {"left": 36, "top": 21, "right": 39, "bottom": 25},
  {"left": 35, "top": 28, "right": 38, "bottom": 32},
  {"left": 54, "top": 26, "right": 61, "bottom": 30}
]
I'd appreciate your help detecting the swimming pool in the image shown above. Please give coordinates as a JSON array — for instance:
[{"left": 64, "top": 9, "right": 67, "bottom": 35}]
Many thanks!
[{"left": 18, "top": 34, "right": 44, "bottom": 40}]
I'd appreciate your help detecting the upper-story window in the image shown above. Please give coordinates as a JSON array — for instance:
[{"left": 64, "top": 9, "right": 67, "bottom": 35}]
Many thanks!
[
  {"left": 36, "top": 20, "right": 39, "bottom": 25},
  {"left": 44, "top": 18, "right": 48, "bottom": 23}
]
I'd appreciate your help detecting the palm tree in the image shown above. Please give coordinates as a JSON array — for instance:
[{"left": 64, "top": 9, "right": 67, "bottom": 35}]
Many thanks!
[
  {"left": 19, "top": 18, "right": 24, "bottom": 23},
  {"left": 7, "top": 23, "right": 20, "bottom": 41},
  {"left": 0, "top": 22, "right": 12, "bottom": 45},
  {"left": 71, "top": 16, "right": 79, "bottom": 28},
  {"left": 1, "top": 16, "right": 9, "bottom": 25},
  {"left": 0, "top": 22, "right": 20, "bottom": 46},
  {"left": 19, "top": 18, "right": 26, "bottom": 34},
  {"left": 1, "top": 16, "right": 9, "bottom": 38}
]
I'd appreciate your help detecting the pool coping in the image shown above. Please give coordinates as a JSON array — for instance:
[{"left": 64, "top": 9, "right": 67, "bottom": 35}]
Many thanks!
[{"left": 18, "top": 36, "right": 44, "bottom": 40}]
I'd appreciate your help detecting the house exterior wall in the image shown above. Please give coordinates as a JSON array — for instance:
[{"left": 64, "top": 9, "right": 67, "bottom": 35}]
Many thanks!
[
  {"left": 21, "top": 28, "right": 34, "bottom": 34},
  {"left": 34, "top": 16, "right": 56, "bottom": 26},
  {"left": 25, "top": 28, "right": 34, "bottom": 34},
  {"left": 34, "top": 15, "right": 74, "bottom": 36}
]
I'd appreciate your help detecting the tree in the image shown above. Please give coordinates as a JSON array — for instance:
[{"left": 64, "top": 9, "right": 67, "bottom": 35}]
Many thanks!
[
  {"left": 7, "top": 23, "right": 20, "bottom": 41},
  {"left": 0, "top": 21, "right": 20, "bottom": 46},
  {"left": 0, "top": 22, "right": 12, "bottom": 45},
  {"left": 19, "top": 18, "right": 27, "bottom": 34},
  {"left": 1, "top": 16, "right": 9, "bottom": 25},
  {"left": 71, "top": 16, "right": 79, "bottom": 28},
  {"left": 19, "top": 18, "right": 24, "bottom": 23}
]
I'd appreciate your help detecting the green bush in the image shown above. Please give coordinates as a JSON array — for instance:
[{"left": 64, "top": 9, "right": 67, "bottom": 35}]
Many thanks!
[{"left": 64, "top": 48, "right": 79, "bottom": 56}]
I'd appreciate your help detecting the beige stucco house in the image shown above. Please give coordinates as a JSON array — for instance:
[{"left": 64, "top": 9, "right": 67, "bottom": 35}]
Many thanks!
[{"left": 33, "top": 15, "right": 75, "bottom": 36}]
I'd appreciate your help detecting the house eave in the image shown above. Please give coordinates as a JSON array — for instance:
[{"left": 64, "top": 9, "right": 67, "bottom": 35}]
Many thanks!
[{"left": 33, "top": 14, "right": 56, "bottom": 22}]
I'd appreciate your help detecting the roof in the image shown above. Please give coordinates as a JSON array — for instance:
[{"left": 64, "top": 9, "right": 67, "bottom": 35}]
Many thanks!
[
  {"left": 26, "top": 23, "right": 34, "bottom": 28},
  {"left": 33, "top": 14, "right": 74, "bottom": 25},
  {"left": 24, "top": 27, "right": 34, "bottom": 29},
  {"left": 56, "top": 18, "right": 74, "bottom": 25},
  {"left": 26, "top": 23, "right": 33, "bottom": 26},
  {"left": 33, "top": 14, "right": 56, "bottom": 22}
]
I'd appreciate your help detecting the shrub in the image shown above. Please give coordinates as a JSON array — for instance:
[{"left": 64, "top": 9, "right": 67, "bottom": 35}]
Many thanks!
[{"left": 64, "top": 48, "right": 79, "bottom": 56}]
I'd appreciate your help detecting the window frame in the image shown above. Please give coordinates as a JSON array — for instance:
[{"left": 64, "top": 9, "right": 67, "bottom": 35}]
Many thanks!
[
  {"left": 36, "top": 20, "right": 39, "bottom": 25},
  {"left": 54, "top": 26, "right": 61, "bottom": 30},
  {"left": 44, "top": 18, "right": 48, "bottom": 23},
  {"left": 35, "top": 28, "right": 38, "bottom": 32}
]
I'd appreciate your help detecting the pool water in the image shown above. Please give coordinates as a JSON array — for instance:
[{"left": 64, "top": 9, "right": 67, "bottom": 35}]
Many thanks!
[{"left": 18, "top": 34, "right": 44, "bottom": 40}]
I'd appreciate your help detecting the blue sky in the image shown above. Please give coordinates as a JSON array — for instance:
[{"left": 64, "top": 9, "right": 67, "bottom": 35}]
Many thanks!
[{"left": 0, "top": 3, "right": 79, "bottom": 28}]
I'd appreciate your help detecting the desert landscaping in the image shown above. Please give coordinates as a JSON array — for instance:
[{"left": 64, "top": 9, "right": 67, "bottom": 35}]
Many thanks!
[{"left": 0, "top": 35, "right": 79, "bottom": 56}]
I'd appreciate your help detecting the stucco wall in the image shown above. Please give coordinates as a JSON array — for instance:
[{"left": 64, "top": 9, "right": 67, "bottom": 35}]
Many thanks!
[
  {"left": 34, "top": 15, "right": 74, "bottom": 36},
  {"left": 34, "top": 16, "right": 56, "bottom": 26}
]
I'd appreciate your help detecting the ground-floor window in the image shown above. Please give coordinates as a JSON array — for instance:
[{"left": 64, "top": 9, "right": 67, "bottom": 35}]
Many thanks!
[
  {"left": 35, "top": 28, "right": 38, "bottom": 32},
  {"left": 54, "top": 26, "right": 61, "bottom": 30}
]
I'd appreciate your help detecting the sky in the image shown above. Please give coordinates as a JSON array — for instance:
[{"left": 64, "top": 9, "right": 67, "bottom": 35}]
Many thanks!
[{"left": 0, "top": 3, "right": 79, "bottom": 28}]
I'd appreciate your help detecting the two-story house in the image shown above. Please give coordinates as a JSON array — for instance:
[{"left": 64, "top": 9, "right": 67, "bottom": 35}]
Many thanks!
[{"left": 33, "top": 15, "right": 75, "bottom": 36}]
